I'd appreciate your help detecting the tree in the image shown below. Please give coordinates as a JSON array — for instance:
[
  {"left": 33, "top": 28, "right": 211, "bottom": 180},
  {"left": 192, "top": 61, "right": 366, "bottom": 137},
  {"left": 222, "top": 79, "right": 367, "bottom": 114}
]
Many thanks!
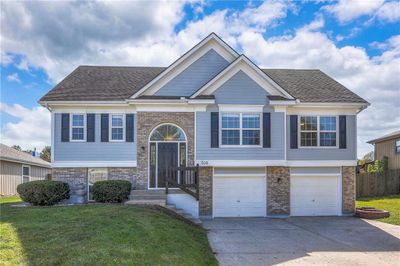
[
  {"left": 11, "top": 145, "right": 22, "bottom": 151},
  {"left": 40, "top": 146, "right": 51, "bottom": 162},
  {"left": 363, "top": 151, "right": 374, "bottom": 162}
]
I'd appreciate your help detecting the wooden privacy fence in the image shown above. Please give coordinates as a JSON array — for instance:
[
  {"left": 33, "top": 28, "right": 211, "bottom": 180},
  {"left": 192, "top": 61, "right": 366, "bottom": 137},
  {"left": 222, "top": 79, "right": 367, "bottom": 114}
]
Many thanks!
[{"left": 356, "top": 169, "right": 400, "bottom": 198}]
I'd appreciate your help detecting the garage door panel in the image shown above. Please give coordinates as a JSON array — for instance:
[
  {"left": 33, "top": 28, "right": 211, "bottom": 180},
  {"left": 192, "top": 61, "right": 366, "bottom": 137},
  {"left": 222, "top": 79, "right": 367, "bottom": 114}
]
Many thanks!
[
  {"left": 213, "top": 176, "right": 266, "bottom": 217},
  {"left": 291, "top": 175, "right": 341, "bottom": 216}
]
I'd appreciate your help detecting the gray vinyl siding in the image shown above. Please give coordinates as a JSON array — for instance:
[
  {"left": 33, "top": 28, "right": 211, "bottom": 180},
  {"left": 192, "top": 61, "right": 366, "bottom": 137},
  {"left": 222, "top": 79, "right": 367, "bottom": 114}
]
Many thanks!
[
  {"left": 54, "top": 113, "right": 136, "bottom": 161},
  {"left": 214, "top": 70, "right": 270, "bottom": 105},
  {"left": 196, "top": 70, "right": 283, "bottom": 160},
  {"left": 286, "top": 115, "right": 357, "bottom": 160},
  {"left": 0, "top": 160, "right": 50, "bottom": 195},
  {"left": 155, "top": 49, "right": 229, "bottom": 96},
  {"left": 196, "top": 108, "right": 285, "bottom": 160}
]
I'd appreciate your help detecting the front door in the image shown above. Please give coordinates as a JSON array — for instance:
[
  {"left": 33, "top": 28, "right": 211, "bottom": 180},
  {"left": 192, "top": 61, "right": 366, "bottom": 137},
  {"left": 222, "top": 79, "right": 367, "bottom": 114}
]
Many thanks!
[{"left": 157, "top": 143, "right": 178, "bottom": 188}]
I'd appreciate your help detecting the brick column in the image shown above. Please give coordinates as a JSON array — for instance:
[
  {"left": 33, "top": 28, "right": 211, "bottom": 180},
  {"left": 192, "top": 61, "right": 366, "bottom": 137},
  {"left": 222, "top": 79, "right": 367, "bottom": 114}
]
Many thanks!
[
  {"left": 199, "top": 166, "right": 213, "bottom": 217},
  {"left": 267, "top": 166, "right": 290, "bottom": 215},
  {"left": 342, "top": 166, "right": 356, "bottom": 214}
]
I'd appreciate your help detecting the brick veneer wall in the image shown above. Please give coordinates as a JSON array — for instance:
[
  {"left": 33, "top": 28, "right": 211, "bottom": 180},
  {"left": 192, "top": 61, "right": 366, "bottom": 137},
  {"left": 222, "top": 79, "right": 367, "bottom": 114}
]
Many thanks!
[
  {"left": 199, "top": 166, "right": 213, "bottom": 217},
  {"left": 52, "top": 168, "right": 88, "bottom": 188},
  {"left": 267, "top": 166, "right": 290, "bottom": 215},
  {"left": 136, "top": 112, "right": 195, "bottom": 189},
  {"left": 108, "top": 167, "right": 137, "bottom": 184},
  {"left": 52, "top": 167, "right": 137, "bottom": 187},
  {"left": 342, "top": 166, "right": 356, "bottom": 214}
]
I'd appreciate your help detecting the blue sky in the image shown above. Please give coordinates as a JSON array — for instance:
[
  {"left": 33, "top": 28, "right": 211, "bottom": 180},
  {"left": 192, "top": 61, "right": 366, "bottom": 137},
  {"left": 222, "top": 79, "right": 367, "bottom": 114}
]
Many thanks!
[{"left": 1, "top": 0, "right": 399, "bottom": 157}]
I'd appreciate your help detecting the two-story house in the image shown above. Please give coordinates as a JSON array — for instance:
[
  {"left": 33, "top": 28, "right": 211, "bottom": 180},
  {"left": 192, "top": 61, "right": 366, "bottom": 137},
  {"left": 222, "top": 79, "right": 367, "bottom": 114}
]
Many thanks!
[{"left": 40, "top": 33, "right": 369, "bottom": 218}]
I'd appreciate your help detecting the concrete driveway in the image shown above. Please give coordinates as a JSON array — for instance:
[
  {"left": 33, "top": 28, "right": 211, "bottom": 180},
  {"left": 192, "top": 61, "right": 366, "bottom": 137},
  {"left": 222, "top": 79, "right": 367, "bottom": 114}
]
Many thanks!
[{"left": 202, "top": 217, "right": 400, "bottom": 266}]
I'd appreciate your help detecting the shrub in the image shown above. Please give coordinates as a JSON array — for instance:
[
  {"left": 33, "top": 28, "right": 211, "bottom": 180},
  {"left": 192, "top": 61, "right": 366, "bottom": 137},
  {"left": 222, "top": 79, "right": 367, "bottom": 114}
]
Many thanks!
[
  {"left": 92, "top": 180, "right": 132, "bottom": 203},
  {"left": 17, "top": 180, "right": 70, "bottom": 206}
]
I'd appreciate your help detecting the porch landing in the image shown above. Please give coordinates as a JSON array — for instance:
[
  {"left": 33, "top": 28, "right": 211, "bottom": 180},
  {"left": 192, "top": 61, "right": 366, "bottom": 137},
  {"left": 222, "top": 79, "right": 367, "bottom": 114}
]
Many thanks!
[{"left": 124, "top": 189, "right": 201, "bottom": 225}]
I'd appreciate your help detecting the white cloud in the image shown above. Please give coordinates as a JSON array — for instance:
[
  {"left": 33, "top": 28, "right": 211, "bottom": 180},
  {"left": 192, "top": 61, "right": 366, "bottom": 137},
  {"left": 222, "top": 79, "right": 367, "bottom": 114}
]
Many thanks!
[
  {"left": 325, "top": 0, "right": 400, "bottom": 23},
  {"left": 1, "top": 0, "right": 294, "bottom": 83},
  {"left": 376, "top": 1, "right": 400, "bottom": 22},
  {"left": 0, "top": 0, "right": 189, "bottom": 82},
  {"left": 1, "top": 51, "right": 14, "bottom": 65},
  {"left": 238, "top": 27, "right": 400, "bottom": 158},
  {"left": 0, "top": 103, "right": 51, "bottom": 151},
  {"left": 325, "top": 0, "right": 384, "bottom": 23},
  {"left": 6, "top": 73, "right": 21, "bottom": 83}
]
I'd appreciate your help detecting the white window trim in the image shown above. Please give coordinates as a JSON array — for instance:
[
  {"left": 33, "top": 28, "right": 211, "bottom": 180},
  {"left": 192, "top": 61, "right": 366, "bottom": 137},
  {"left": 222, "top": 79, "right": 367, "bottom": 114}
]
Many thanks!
[
  {"left": 395, "top": 139, "right": 400, "bottom": 154},
  {"left": 220, "top": 112, "right": 262, "bottom": 148},
  {"left": 298, "top": 115, "right": 339, "bottom": 148},
  {"left": 22, "top": 165, "right": 31, "bottom": 183},
  {"left": 70, "top": 113, "right": 86, "bottom": 142},
  {"left": 109, "top": 113, "right": 126, "bottom": 142}
]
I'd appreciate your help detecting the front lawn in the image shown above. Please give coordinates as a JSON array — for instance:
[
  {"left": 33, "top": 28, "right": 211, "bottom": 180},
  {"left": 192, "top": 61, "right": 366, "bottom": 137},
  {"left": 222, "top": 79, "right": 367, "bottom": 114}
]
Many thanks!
[
  {"left": 0, "top": 196, "right": 217, "bottom": 265},
  {"left": 356, "top": 194, "right": 400, "bottom": 225}
]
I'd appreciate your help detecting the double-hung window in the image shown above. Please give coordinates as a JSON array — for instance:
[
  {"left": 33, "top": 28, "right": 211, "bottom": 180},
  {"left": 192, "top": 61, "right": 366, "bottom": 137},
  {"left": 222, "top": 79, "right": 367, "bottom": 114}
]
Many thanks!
[
  {"left": 110, "top": 114, "right": 124, "bottom": 141},
  {"left": 22, "top": 165, "right": 30, "bottom": 183},
  {"left": 71, "top": 114, "right": 85, "bottom": 141},
  {"left": 300, "top": 115, "right": 337, "bottom": 147},
  {"left": 221, "top": 113, "right": 261, "bottom": 146},
  {"left": 396, "top": 139, "right": 400, "bottom": 154}
]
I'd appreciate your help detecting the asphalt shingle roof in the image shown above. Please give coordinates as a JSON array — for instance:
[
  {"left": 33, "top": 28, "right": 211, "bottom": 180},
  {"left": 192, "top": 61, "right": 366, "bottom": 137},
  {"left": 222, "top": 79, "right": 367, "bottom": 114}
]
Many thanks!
[
  {"left": 40, "top": 66, "right": 165, "bottom": 101},
  {"left": 0, "top": 144, "right": 51, "bottom": 168},
  {"left": 262, "top": 69, "right": 368, "bottom": 103},
  {"left": 40, "top": 66, "right": 367, "bottom": 104}
]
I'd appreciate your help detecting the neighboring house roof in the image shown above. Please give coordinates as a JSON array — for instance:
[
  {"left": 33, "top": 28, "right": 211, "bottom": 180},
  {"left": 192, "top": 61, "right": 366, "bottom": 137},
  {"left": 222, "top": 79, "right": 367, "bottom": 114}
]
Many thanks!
[
  {"left": 40, "top": 66, "right": 367, "bottom": 104},
  {"left": 367, "top": 130, "right": 400, "bottom": 144},
  {"left": 0, "top": 144, "right": 51, "bottom": 168}
]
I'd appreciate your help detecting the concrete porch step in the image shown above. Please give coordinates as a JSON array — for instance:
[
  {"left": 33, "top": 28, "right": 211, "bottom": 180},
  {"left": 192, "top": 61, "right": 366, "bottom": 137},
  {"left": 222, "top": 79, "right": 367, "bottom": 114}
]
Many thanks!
[
  {"left": 165, "top": 204, "right": 202, "bottom": 226},
  {"left": 124, "top": 199, "right": 166, "bottom": 206},
  {"left": 129, "top": 189, "right": 167, "bottom": 201}
]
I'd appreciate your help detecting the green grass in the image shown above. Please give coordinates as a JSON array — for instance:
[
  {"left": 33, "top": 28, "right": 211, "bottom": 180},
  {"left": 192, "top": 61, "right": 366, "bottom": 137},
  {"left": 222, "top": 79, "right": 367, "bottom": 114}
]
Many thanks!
[
  {"left": 0, "top": 196, "right": 217, "bottom": 266},
  {"left": 356, "top": 194, "right": 400, "bottom": 225}
]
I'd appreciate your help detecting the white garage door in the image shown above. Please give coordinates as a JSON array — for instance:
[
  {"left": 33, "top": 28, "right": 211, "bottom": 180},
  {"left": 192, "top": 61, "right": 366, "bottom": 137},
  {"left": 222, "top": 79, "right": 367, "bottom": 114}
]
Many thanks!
[
  {"left": 291, "top": 175, "right": 341, "bottom": 216},
  {"left": 213, "top": 176, "right": 266, "bottom": 217}
]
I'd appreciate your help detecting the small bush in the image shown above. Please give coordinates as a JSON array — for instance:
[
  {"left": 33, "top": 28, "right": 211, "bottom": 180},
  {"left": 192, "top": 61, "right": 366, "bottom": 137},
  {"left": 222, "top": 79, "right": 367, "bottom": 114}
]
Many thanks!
[
  {"left": 92, "top": 180, "right": 131, "bottom": 203},
  {"left": 17, "top": 180, "right": 70, "bottom": 206}
]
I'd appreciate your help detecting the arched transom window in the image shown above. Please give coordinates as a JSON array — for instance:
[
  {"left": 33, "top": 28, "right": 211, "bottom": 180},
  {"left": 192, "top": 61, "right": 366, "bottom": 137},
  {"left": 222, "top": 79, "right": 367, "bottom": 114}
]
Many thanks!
[{"left": 150, "top": 124, "right": 186, "bottom": 142}]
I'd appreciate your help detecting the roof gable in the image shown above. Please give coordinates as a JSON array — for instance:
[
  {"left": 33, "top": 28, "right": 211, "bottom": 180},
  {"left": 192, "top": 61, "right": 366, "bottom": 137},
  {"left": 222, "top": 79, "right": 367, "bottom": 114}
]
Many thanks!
[
  {"left": 213, "top": 70, "right": 271, "bottom": 105},
  {"left": 131, "top": 33, "right": 239, "bottom": 98},
  {"left": 153, "top": 48, "right": 230, "bottom": 97},
  {"left": 190, "top": 55, "right": 294, "bottom": 99}
]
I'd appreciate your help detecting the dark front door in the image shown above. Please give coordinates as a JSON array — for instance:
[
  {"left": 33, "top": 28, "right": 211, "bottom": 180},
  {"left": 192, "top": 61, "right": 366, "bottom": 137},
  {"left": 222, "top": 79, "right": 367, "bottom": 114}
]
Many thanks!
[{"left": 157, "top": 143, "right": 178, "bottom": 188}]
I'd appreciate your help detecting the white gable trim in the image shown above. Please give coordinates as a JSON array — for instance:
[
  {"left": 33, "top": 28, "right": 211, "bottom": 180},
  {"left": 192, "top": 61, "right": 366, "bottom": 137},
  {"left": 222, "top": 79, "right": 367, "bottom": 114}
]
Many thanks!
[
  {"left": 190, "top": 55, "right": 294, "bottom": 99},
  {"left": 130, "top": 33, "right": 238, "bottom": 99}
]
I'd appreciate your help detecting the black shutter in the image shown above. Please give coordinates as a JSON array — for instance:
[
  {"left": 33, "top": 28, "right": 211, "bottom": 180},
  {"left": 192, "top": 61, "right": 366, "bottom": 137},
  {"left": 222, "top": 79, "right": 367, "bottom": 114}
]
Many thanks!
[
  {"left": 263, "top": 112, "right": 271, "bottom": 148},
  {"left": 101, "top": 114, "right": 109, "bottom": 142},
  {"left": 126, "top": 114, "right": 134, "bottom": 142},
  {"left": 87, "top": 114, "right": 95, "bottom": 142},
  {"left": 339, "top": 115, "right": 347, "bottom": 149},
  {"left": 290, "top": 115, "right": 298, "bottom": 149},
  {"left": 61, "top": 113, "right": 69, "bottom": 142},
  {"left": 211, "top": 112, "right": 219, "bottom": 148}
]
